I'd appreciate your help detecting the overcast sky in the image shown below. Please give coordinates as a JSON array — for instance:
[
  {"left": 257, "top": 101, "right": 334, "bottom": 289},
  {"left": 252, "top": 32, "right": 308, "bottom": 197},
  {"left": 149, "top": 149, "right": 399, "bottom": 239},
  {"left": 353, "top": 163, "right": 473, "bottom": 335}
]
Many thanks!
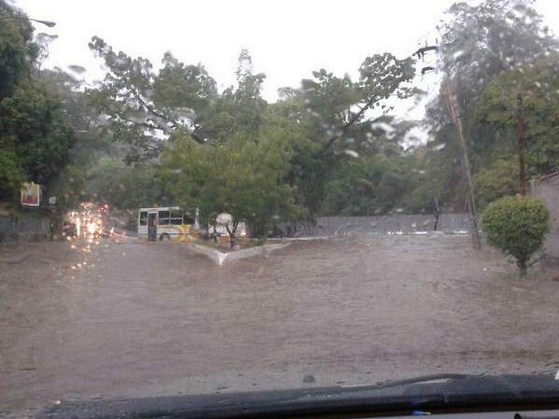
[{"left": 9, "top": 0, "right": 559, "bottom": 103}]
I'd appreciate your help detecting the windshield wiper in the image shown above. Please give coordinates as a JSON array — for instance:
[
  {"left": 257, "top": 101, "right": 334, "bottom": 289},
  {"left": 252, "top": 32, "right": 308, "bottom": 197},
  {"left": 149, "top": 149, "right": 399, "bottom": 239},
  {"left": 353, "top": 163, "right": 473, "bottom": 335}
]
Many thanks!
[
  {"left": 344, "top": 373, "right": 469, "bottom": 390},
  {"left": 36, "top": 374, "right": 559, "bottom": 419}
]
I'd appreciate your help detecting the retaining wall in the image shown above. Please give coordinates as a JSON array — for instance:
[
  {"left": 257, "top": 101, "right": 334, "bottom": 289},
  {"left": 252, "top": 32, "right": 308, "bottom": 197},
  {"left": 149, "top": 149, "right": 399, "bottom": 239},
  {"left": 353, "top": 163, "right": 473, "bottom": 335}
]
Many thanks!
[
  {"left": 276, "top": 213, "right": 472, "bottom": 237},
  {"left": 0, "top": 214, "right": 50, "bottom": 243}
]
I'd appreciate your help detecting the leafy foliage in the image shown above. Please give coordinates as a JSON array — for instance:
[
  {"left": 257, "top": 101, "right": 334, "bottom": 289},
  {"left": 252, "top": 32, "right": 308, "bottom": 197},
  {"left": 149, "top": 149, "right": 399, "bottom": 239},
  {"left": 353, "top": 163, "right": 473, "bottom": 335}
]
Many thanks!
[
  {"left": 321, "top": 145, "right": 425, "bottom": 215},
  {"left": 0, "top": 79, "right": 74, "bottom": 185},
  {"left": 482, "top": 197, "right": 549, "bottom": 274},
  {"left": 0, "top": 1, "right": 37, "bottom": 99},
  {"left": 0, "top": 2, "right": 75, "bottom": 204},
  {"left": 475, "top": 54, "right": 559, "bottom": 175},
  {"left": 435, "top": 0, "right": 553, "bottom": 122},
  {"left": 84, "top": 158, "right": 169, "bottom": 210},
  {"left": 49, "top": 164, "right": 86, "bottom": 211},
  {"left": 273, "top": 55, "right": 416, "bottom": 215},
  {"left": 85, "top": 35, "right": 418, "bottom": 221},
  {"left": 163, "top": 129, "right": 302, "bottom": 240},
  {"left": 6, "top": 0, "right": 557, "bottom": 232},
  {"left": 87, "top": 36, "right": 218, "bottom": 162},
  {"left": 474, "top": 159, "right": 519, "bottom": 209},
  {"left": 0, "top": 150, "right": 23, "bottom": 200},
  {"left": 424, "top": 0, "right": 557, "bottom": 211}
]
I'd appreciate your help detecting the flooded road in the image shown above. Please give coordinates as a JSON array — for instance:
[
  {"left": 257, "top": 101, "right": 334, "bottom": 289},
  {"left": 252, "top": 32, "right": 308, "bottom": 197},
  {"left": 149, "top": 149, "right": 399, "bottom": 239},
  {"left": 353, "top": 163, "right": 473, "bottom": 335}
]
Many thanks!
[{"left": 1, "top": 235, "right": 559, "bottom": 417}]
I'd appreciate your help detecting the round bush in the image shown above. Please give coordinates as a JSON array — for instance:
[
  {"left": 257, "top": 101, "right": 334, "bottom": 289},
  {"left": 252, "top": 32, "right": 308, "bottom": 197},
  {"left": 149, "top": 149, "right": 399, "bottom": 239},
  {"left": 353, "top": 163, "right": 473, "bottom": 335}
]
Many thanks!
[{"left": 482, "top": 196, "right": 549, "bottom": 275}]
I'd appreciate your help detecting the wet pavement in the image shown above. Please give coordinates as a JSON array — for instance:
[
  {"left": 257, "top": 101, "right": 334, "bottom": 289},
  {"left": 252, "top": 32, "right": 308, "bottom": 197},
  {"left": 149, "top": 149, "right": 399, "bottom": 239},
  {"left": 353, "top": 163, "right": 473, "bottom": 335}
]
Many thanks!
[{"left": 1, "top": 235, "right": 559, "bottom": 417}]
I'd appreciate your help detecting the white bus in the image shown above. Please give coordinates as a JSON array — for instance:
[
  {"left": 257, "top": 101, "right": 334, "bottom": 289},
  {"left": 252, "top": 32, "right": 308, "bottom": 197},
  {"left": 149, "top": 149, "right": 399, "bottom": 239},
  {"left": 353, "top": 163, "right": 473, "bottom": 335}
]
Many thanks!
[{"left": 138, "top": 207, "right": 196, "bottom": 242}]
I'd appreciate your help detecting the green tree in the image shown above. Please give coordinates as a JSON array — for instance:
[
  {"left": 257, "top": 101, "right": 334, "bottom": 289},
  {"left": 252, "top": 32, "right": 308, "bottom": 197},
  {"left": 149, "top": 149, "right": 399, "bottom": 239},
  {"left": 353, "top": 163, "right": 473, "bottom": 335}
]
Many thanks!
[
  {"left": 0, "top": 150, "right": 24, "bottom": 201},
  {"left": 85, "top": 157, "right": 169, "bottom": 210},
  {"left": 474, "top": 159, "right": 519, "bottom": 209},
  {"left": 87, "top": 37, "right": 219, "bottom": 160},
  {"left": 432, "top": 0, "right": 553, "bottom": 131},
  {"left": 153, "top": 52, "right": 217, "bottom": 114},
  {"left": 163, "top": 128, "right": 302, "bottom": 244},
  {"left": 321, "top": 143, "right": 421, "bottom": 216},
  {"left": 197, "top": 49, "right": 267, "bottom": 143},
  {"left": 424, "top": 0, "right": 556, "bottom": 210},
  {"left": 482, "top": 196, "right": 549, "bottom": 276},
  {"left": 49, "top": 164, "right": 86, "bottom": 211},
  {"left": 0, "top": 1, "right": 37, "bottom": 99},
  {"left": 87, "top": 33, "right": 423, "bottom": 218},
  {"left": 0, "top": 79, "right": 74, "bottom": 186},
  {"left": 475, "top": 54, "right": 559, "bottom": 176},
  {"left": 274, "top": 54, "right": 416, "bottom": 215},
  {"left": 40, "top": 68, "right": 112, "bottom": 166},
  {"left": 0, "top": 2, "right": 75, "bottom": 203}
]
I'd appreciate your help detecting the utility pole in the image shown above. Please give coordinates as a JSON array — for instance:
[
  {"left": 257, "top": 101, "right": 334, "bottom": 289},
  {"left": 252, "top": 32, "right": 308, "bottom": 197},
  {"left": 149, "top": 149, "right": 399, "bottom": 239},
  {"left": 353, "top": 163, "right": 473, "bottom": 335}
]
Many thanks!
[
  {"left": 441, "top": 80, "right": 482, "bottom": 249},
  {"left": 415, "top": 44, "right": 482, "bottom": 249}
]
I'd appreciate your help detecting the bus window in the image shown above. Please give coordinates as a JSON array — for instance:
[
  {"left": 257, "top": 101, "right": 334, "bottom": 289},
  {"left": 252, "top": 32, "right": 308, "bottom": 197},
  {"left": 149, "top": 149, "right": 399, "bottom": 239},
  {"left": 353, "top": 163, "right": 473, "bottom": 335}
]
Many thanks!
[
  {"left": 170, "top": 209, "right": 183, "bottom": 225},
  {"left": 183, "top": 212, "right": 195, "bottom": 225},
  {"left": 158, "top": 210, "right": 170, "bottom": 225},
  {"left": 139, "top": 211, "right": 148, "bottom": 226}
]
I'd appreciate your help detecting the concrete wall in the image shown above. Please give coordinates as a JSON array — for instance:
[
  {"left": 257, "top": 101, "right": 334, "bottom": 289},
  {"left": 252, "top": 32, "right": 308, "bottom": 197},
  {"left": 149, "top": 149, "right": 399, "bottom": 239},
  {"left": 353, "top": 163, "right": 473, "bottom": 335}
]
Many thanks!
[
  {"left": 276, "top": 213, "right": 472, "bottom": 237},
  {"left": 0, "top": 214, "right": 50, "bottom": 243},
  {"left": 532, "top": 174, "right": 559, "bottom": 257}
]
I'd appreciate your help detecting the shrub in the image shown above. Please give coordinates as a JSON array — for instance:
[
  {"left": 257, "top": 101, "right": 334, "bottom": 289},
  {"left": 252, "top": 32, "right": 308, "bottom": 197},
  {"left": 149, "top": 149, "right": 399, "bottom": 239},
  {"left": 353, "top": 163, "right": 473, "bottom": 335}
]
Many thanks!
[{"left": 482, "top": 196, "right": 549, "bottom": 276}]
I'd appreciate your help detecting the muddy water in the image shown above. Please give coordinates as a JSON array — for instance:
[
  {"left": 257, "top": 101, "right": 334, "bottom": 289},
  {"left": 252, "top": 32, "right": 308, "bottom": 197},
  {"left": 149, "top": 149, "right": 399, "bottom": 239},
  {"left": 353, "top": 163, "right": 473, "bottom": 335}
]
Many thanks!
[{"left": 1, "top": 235, "right": 558, "bottom": 416}]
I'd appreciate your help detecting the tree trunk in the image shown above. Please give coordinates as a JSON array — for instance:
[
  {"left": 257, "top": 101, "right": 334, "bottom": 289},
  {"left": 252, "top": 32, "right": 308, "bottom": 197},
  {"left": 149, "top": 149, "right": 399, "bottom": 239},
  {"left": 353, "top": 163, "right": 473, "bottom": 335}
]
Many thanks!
[
  {"left": 516, "top": 93, "right": 527, "bottom": 197},
  {"left": 518, "top": 259, "right": 527, "bottom": 277},
  {"left": 225, "top": 222, "right": 238, "bottom": 248}
]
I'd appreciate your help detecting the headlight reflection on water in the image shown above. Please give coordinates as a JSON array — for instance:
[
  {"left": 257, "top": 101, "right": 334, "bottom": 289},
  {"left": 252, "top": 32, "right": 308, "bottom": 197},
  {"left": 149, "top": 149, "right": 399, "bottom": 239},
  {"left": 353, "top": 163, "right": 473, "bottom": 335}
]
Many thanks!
[{"left": 65, "top": 233, "right": 105, "bottom": 276}]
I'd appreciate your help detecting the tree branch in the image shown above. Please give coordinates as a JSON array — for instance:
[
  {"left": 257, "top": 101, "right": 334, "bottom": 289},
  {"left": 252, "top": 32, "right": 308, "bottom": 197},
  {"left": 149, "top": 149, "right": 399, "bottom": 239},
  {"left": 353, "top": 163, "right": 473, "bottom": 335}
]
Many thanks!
[
  {"left": 129, "top": 87, "right": 207, "bottom": 144},
  {"left": 321, "top": 94, "right": 380, "bottom": 153}
]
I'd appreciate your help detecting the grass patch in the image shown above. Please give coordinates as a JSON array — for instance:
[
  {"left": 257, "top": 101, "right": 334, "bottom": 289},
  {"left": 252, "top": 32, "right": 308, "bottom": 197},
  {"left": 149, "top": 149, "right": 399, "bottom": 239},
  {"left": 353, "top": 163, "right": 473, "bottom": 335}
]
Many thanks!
[{"left": 193, "top": 237, "right": 261, "bottom": 253}]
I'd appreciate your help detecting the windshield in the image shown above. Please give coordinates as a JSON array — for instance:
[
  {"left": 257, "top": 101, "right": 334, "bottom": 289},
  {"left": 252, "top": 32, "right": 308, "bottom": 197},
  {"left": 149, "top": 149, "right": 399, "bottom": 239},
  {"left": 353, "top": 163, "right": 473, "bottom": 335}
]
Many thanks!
[{"left": 2, "top": 0, "right": 559, "bottom": 417}]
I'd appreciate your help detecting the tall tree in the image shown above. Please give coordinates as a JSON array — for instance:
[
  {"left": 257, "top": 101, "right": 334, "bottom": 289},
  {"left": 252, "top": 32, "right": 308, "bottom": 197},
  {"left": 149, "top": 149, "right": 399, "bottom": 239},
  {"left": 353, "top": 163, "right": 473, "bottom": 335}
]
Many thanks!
[
  {"left": 0, "top": 1, "right": 74, "bottom": 203},
  {"left": 88, "top": 37, "right": 219, "bottom": 161},
  {"left": 162, "top": 126, "right": 301, "bottom": 243},
  {"left": 424, "top": 0, "right": 556, "bottom": 210},
  {"left": 0, "top": 79, "right": 74, "bottom": 185},
  {"left": 274, "top": 53, "right": 416, "bottom": 214},
  {"left": 198, "top": 49, "right": 267, "bottom": 143},
  {"left": 475, "top": 54, "right": 559, "bottom": 176},
  {"left": 0, "top": 0, "right": 37, "bottom": 99}
]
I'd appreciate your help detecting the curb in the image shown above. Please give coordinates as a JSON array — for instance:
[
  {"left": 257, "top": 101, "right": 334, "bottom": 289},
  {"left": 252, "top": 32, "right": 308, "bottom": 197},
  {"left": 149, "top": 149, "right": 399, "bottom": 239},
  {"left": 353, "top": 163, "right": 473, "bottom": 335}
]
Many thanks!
[
  {"left": 187, "top": 242, "right": 292, "bottom": 265},
  {"left": 0, "top": 250, "right": 32, "bottom": 264}
]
